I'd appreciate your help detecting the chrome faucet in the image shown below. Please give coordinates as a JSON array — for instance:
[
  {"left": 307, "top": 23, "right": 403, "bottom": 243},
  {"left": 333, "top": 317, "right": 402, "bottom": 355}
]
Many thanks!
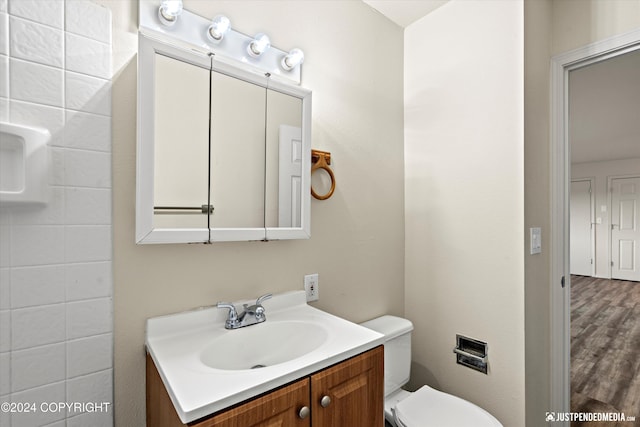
[{"left": 216, "top": 293, "right": 272, "bottom": 329}]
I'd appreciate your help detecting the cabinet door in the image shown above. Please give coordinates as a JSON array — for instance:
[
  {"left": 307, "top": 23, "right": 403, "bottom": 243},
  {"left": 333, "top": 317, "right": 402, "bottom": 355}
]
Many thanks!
[
  {"left": 310, "top": 346, "right": 384, "bottom": 427},
  {"left": 198, "top": 379, "right": 311, "bottom": 427},
  {"left": 153, "top": 53, "right": 210, "bottom": 230}
]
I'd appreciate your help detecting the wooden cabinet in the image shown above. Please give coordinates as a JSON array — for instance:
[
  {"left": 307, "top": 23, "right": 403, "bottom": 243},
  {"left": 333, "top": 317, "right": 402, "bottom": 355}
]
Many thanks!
[
  {"left": 310, "top": 346, "right": 383, "bottom": 426},
  {"left": 146, "top": 346, "right": 383, "bottom": 427}
]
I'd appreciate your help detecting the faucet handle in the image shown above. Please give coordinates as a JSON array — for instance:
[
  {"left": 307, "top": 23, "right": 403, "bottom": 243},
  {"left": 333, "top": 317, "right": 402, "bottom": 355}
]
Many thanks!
[
  {"left": 254, "top": 294, "right": 272, "bottom": 320},
  {"left": 216, "top": 302, "right": 238, "bottom": 329},
  {"left": 256, "top": 293, "right": 272, "bottom": 306}
]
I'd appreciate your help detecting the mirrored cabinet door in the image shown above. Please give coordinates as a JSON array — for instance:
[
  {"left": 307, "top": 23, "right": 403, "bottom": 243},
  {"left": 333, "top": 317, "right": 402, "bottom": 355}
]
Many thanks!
[
  {"left": 210, "top": 71, "right": 266, "bottom": 230},
  {"left": 137, "top": 34, "right": 311, "bottom": 244},
  {"left": 153, "top": 54, "right": 210, "bottom": 230},
  {"left": 264, "top": 89, "right": 304, "bottom": 229}
]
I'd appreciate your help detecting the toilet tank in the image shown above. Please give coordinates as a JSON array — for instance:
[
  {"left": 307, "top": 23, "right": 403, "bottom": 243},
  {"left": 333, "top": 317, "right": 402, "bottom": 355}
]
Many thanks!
[{"left": 361, "top": 315, "right": 413, "bottom": 397}]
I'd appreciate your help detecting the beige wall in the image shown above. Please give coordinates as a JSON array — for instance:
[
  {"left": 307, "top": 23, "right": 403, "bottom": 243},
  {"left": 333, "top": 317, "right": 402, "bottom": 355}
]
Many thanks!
[
  {"left": 524, "top": 0, "right": 553, "bottom": 425},
  {"left": 110, "top": 1, "right": 405, "bottom": 425},
  {"left": 404, "top": 1, "right": 525, "bottom": 426},
  {"left": 553, "top": 0, "right": 640, "bottom": 54}
]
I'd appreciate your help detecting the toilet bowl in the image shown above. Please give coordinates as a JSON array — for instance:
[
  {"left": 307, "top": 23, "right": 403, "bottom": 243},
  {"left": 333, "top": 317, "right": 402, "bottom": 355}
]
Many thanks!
[{"left": 361, "top": 315, "right": 502, "bottom": 427}]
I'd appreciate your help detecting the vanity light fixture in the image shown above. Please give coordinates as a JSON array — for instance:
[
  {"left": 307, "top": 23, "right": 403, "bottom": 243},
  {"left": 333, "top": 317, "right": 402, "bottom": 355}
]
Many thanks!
[
  {"left": 140, "top": 1, "right": 304, "bottom": 84},
  {"left": 207, "top": 15, "right": 231, "bottom": 43},
  {"left": 158, "top": 0, "right": 183, "bottom": 26},
  {"left": 281, "top": 48, "right": 305, "bottom": 71},
  {"left": 247, "top": 33, "right": 271, "bottom": 57}
]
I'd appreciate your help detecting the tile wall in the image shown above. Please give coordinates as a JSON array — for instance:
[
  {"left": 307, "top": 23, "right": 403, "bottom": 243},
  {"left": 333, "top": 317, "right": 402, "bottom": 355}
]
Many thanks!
[{"left": 0, "top": 0, "right": 113, "bottom": 426}]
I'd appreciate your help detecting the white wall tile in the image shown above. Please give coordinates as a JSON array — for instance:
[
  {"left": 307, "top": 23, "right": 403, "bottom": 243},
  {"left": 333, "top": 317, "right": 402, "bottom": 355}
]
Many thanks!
[
  {"left": 10, "top": 17, "right": 64, "bottom": 68},
  {"left": 10, "top": 100, "right": 64, "bottom": 146},
  {"left": 10, "top": 381, "right": 66, "bottom": 426},
  {"left": 0, "top": 226, "right": 10, "bottom": 268},
  {"left": 0, "top": 54, "right": 8, "bottom": 98},
  {"left": 0, "top": 351, "right": 9, "bottom": 395},
  {"left": 11, "top": 304, "right": 65, "bottom": 349},
  {"left": 0, "top": 207, "right": 9, "bottom": 226},
  {"left": 65, "top": 226, "right": 111, "bottom": 263},
  {"left": 67, "top": 333, "right": 111, "bottom": 378},
  {"left": 65, "top": 111, "right": 111, "bottom": 151},
  {"left": 49, "top": 148, "right": 65, "bottom": 186},
  {"left": 10, "top": 265, "right": 65, "bottom": 308},
  {"left": 0, "top": 13, "right": 8, "bottom": 56},
  {"left": 0, "top": 207, "right": 9, "bottom": 225},
  {"left": 66, "top": 369, "right": 112, "bottom": 413},
  {"left": 0, "top": 97, "right": 8, "bottom": 122},
  {"left": 11, "top": 187, "right": 65, "bottom": 225},
  {"left": 65, "top": 188, "right": 110, "bottom": 225},
  {"left": 65, "top": 0, "right": 111, "bottom": 44},
  {"left": 9, "top": 0, "right": 64, "bottom": 29},
  {"left": 4, "top": 1, "right": 114, "bottom": 420},
  {"left": 64, "top": 150, "right": 111, "bottom": 188},
  {"left": 66, "top": 262, "right": 111, "bottom": 301},
  {"left": 10, "top": 225, "right": 65, "bottom": 267},
  {"left": 67, "top": 411, "right": 113, "bottom": 427},
  {"left": 11, "top": 343, "right": 65, "bottom": 391},
  {"left": 66, "top": 298, "right": 111, "bottom": 339},
  {"left": 0, "top": 402, "right": 9, "bottom": 427},
  {"left": 0, "top": 268, "right": 9, "bottom": 309},
  {"left": 65, "top": 71, "right": 111, "bottom": 115},
  {"left": 65, "top": 34, "right": 110, "bottom": 79},
  {"left": 0, "top": 310, "right": 9, "bottom": 352},
  {"left": 10, "top": 59, "right": 63, "bottom": 107}
]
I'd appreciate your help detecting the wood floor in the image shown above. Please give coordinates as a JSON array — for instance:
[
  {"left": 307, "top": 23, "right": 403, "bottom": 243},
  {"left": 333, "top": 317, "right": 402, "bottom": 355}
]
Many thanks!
[{"left": 571, "top": 275, "right": 640, "bottom": 426}]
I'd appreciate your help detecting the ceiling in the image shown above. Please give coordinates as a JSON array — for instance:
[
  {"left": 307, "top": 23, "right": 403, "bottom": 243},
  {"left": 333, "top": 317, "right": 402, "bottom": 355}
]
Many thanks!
[
  {"left": 361, "top": 0, "right": 448, "bottom": 27},
  {"left": 569, "top": 49, "right": 640, "bottom": 164}
]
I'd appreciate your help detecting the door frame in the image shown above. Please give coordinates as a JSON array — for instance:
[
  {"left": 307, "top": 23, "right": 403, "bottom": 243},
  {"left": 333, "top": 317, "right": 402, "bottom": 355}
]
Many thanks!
[
  {"left": 570, "top": 178, "right": 595, "bottom": 277},
  {"left": 608, "top": 174, "right": 640, "bottom": 279},
  {"left": 550, "top": 28, "right": 640, "bottom": 422}
]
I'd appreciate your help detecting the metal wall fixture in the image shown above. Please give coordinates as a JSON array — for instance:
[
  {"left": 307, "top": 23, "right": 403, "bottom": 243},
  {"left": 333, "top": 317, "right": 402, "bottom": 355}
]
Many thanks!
[
  {"left": 453, "top": 334, "right": 488, "bottom": 374},
  {"left": 142, "top": 0, "right": 304, "bottom": 84}
]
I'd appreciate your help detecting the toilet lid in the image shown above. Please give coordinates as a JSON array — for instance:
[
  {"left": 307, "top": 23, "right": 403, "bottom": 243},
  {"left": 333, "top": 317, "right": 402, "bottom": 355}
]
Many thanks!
[{"left": 394, "top": 385, "right": 503, "bottom": 427}]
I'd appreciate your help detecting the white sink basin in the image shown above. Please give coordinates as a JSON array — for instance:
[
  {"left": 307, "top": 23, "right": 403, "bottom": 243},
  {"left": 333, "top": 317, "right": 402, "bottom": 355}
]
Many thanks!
[
  {"left": 146, "top": 291, "right": 384, "bottom": 423},
  {"left": 200, "top": 321, "right": 328, "bottom": 370}
]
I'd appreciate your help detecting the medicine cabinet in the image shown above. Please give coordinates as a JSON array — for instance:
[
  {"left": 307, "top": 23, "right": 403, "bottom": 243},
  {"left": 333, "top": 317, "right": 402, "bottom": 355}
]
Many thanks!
[{"left": 136, "top": 34, "right": 312, "bottom": 244}]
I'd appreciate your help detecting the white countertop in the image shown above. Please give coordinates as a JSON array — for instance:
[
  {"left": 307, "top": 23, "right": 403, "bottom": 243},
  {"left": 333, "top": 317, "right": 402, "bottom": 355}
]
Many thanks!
[{"left": 146, "top": 291, "right": 384, "bottom": 423}]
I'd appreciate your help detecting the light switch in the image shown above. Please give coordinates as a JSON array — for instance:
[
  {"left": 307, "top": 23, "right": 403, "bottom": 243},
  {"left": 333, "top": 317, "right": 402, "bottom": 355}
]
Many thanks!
[{"left": 530, "top": 227, "right": 542, "bottom": 255}]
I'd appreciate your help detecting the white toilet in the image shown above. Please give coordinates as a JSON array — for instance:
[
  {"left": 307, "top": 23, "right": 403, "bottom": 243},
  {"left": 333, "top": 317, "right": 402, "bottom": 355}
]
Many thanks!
[{"left": 361, "top": 315, "right": 503, "bottom": 427}]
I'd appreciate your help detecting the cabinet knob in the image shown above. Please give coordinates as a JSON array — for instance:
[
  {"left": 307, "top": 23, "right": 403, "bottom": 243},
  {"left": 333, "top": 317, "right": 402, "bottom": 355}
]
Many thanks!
[
  {"left": 320, "top": 395, "right": 331, "bottom": 408},
  {"left": 298, "top": 406, "right": 310, "bottom": 419}
]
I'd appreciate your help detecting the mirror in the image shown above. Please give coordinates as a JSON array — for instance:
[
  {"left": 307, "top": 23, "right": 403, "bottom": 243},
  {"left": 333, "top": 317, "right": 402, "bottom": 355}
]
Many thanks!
[{"left": 137, "top": 34, "right": 311, "bottom": 244}]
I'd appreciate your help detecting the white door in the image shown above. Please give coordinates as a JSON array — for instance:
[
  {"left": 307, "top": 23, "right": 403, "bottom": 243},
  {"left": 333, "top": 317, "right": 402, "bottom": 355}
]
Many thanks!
[
  {"left": 278, "top": 125, "right": 302, "bottom": 228},
  {"left": 570, "top": 180, "right": 594, "bottom": 276},
  {"left": 611, "top": 176, "right": 640, "bottom": 281}
]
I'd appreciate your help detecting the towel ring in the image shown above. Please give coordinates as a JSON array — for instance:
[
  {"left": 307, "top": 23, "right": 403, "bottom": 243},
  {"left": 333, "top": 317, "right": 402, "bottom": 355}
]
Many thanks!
[{"left": 311, "top": 150, "right": 335, "bottom": 200}]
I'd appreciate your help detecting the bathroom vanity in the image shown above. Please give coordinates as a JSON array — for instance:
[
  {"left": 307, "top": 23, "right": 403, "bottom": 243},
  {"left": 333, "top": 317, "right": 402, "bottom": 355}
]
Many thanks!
[
  {"left": 145, "top": 291, "right": 385, "bottom": 426},
  {"left": 147, "top": 346, "right": 383, "bottom": 426}
]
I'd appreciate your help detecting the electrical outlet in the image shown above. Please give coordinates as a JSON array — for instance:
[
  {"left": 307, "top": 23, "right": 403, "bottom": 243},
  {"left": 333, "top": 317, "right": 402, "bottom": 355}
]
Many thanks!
[{"left": 304, "top": 274, "right": 319, "bottom": 302}]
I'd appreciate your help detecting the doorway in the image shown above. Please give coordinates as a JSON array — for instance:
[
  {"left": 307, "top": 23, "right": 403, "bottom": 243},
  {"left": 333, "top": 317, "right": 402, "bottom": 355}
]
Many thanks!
[{"left": 551, "top": 30, "right": 640, "bottom": 423}]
